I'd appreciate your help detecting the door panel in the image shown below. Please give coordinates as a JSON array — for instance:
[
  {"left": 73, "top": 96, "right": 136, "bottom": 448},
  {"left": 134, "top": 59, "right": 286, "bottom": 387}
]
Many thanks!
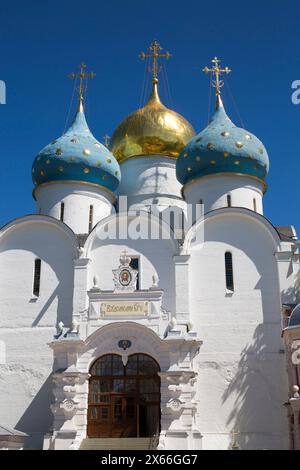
[
  {"left": 87, "top": 354, "right": 160, "bottom": 438},
  {"left": 88, "top": 405, "right": 111, "bottom": 438}
]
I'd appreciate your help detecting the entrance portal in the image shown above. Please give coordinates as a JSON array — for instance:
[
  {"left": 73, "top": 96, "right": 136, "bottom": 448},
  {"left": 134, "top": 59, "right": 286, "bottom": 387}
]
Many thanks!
[{"left": 88, "top": 354, "right": 160, "bottom": 438}]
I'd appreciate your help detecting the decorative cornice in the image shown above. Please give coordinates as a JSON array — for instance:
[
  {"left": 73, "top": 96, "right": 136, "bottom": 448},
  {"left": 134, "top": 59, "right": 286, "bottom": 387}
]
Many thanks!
[
  {"left": 182, "top": 172, "right": 267, "bottom": 199},
  {"left": 33, "top": 179, "right": 116, "bottom": 202},
  {"left": 119, "top": 153, "right": 178, "bottom": 165}
]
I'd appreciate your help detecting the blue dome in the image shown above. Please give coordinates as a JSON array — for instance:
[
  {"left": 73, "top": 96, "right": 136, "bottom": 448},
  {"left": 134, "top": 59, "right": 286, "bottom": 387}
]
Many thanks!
[
  {"left": 176, "top": 98, "right": 269, "bottom": 186},
  {"left": 288, "top": 304, "right": 300, "bottom": 327},
  {"left": 32, "top": 107, "right": 121, "bottom": 193}
]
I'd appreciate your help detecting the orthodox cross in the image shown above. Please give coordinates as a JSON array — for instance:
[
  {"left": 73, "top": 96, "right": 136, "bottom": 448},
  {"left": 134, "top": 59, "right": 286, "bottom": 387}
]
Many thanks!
[
  {"left": 139, "top": 40, "right": 171, "bottom": 82},
  {"left": 103, "top": 134, "right": 110, "bottom": 148},
  {"left": 230, "top": 429, "right": 240, "bottom": 450},
  {"left": 203, "top": 57, "right": 231, "bottom": 97},
  {"left": 68, "top": 63, "right": 96, "bottom": 110}
]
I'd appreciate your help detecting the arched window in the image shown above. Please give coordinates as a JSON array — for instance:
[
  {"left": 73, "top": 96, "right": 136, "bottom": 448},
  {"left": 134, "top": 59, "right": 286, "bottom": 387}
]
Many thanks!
[
  {"left": 129, "top": 257, "right": 140, "bottom": 290},
  {"left": 60, "top": 202, "right": 65, "bottom": 222},
  {"left": 89, "top": 205, "right": 94, "bottom": 232},
  {"left": 227, "top": 194, "right": 231, "bottom": 208},
  {"left": 169, "top": 209, "right": 175, "bottom": 231},
  {"left": 225, "top": 252, "right": 234, "bottom": 291},
  {"left": 253, "top": 198, "right": 257, "bottom": 212},
  {"left": 181, "top": 211, "right": 186, "bottom": 231},
  {"left": 33, "top": 259, "right": 41, "bottom": 297},
  {"left": 199, "top": 199, "right": 204, "bottom": 216}
]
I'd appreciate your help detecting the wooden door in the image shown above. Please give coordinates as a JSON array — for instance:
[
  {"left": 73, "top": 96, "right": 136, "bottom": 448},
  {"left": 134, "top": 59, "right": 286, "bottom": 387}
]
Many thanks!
[
  {"left": 87, "top": 354, "right": 160, "bottom": 438},
  {"left": 111, "top": 396, "right": 136, "bottom": 437}
]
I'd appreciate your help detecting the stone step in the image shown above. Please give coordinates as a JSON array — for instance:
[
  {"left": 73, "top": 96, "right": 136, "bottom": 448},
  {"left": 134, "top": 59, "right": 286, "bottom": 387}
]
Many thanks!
[{"left": 80, "top": 437, "right": 155, "bottom": 450}]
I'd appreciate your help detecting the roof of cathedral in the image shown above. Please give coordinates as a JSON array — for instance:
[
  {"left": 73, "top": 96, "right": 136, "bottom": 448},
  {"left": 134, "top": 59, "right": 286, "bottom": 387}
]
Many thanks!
[
  {"left": 110, "top": 41, "right": 195, "bottom": 163},
  {"left": 276, "top": 225, "right": 298, "bottom": 241},
  {"left": 176, "top": 57, "right": 269, "bottom": 188},
  {"left": 288, "top": 304, "right": 300, "bottom": 327},
  {"left": 32, "top": 62, "right": 121, "bottom": 194},
  {"left": 32, "top": 104, "right": 121, "bottom": 193},
  {"left": 110, "top": 78, "right": 195, "bottom": 163},
  {"left": 176, "top": 96, "right": 269, "bottom": 187}
]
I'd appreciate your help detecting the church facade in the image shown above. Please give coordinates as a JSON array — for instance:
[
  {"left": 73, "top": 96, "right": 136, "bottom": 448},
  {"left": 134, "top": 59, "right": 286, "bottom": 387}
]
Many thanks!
[{"left": 0, "top": 45, "right": 300, "bottom": 450}]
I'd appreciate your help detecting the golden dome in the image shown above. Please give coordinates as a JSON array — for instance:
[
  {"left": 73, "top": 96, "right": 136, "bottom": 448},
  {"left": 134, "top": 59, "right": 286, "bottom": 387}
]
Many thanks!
[{"left": 110, "top": 79, "right": 195, "bottom": 162}]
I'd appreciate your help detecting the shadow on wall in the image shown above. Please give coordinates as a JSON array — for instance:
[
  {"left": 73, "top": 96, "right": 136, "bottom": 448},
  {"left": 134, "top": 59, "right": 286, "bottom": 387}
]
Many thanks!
[
  {"left": 199, "top": 218, "right": 288, "bottom": 449},
  {"left": 282, "top": 264, "right": 300, "bottom": 304},
  {"left": 222, "top": 324, "right": 288, "bottom": 450},
  {"left": 128, "top": 166, "right": 169, "bottom": 200},
  {"left": 0, "top": 227, "right": 75, "bottom": 327},
  {"left": 30, "top": 239, "right": 74, "bottom": 327},
  {"left": 31, "top": 284, "right": 69, "bottom": 327},
  {"left": 90, "top": 224, "right": 177, "bottom": 314},
  {"left": 15, "top": 373, "right": 54, "bottom": 450}
]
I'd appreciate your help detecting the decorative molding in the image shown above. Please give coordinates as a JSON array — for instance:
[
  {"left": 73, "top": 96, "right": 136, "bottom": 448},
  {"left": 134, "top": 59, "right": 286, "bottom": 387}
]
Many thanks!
[{"left": 112, "top": 251, "right": 138, "bottom": 292}]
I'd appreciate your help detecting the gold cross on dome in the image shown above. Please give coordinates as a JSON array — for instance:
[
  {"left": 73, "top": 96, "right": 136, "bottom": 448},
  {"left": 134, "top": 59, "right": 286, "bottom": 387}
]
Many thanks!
[
  {"left": 139, "top": 40, "right": 171, "bottom": 82},
  {"left": 69, "top": 63, "right": 96, "bottom": 110},
  {"left": 203, "top": 57, "right": 231, "bottom": 97},
  {"left": 103, "top": 134, "right": 110, "bottom": 148}
]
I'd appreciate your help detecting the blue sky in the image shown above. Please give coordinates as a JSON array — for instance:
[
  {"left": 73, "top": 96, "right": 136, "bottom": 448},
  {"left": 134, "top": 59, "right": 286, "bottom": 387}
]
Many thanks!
[{"left": 0, "top": 0, "right": 299, "bottom": 233}]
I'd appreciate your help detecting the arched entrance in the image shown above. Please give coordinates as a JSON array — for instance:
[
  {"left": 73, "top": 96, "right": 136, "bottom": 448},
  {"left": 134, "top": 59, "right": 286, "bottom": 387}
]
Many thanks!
[{"left": 87, "top": 354, "right": 161, "bottom": 438}]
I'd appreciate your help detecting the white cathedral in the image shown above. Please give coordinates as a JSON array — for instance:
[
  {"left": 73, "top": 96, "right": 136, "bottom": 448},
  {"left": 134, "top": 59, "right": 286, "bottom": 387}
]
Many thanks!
[{"left": 0, "top": 43, "right": 300, "bottom": 451}]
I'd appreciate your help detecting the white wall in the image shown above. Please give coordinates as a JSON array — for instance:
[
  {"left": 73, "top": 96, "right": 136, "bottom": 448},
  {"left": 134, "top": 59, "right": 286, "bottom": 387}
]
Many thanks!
[
  {"left": 276, "top": 241, "right": 300, "bottom": 305},
  {"left": 0, "top": 217, "right": 78, "bottom": 448},
  {"left": 35, "top": 181, "right": 115, "bottom": 234},
  {"left": 0, "top": 203, "right": 294, "bottom": 450},
  {"left": 183, "top": 174, "right": 264, "bottom": 215},
  {"left": 188, "top": 211, "right": 288, "bottom": 449},
  {"left": 85, "top": 215, "right": 178, "bottom": 316},
  {"left": 118, "top": 156, "right": 186, "bottom": 212}
]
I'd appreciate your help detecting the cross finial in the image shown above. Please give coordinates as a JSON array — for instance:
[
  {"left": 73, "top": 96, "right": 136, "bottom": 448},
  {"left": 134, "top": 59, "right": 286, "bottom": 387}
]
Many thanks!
[
  {"left": 230, "top": 429, "right": 240, "bottom": 450},
  {"left": 203, "top": 57, "right": 231, "bottom": 107},
  {"left": 69, "top": 63, "right": 96, "bottom": 112},
  {"left": 103, "top": 134, "right": 110, "bottom": 148},
  {"left": 139, "top": 40, "right": 171, "bottom": 84}
]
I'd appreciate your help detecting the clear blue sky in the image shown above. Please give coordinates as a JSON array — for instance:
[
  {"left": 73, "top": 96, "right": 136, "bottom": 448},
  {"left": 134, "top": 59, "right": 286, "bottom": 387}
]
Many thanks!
[{"left": 0, "top": 0, "right": 299, "bottom": 233}]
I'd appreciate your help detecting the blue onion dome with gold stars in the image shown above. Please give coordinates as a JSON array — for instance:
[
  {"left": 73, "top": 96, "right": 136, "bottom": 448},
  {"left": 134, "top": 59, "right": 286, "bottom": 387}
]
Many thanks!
[
  {"left": 176, "top": 58, "right": 269, "bottom": 188},
  {"left": 32, "top": 104, "right": 120, "bottom": 193},
  {"left": 32, "top": 64, "right": 121, "bottom": 194}
]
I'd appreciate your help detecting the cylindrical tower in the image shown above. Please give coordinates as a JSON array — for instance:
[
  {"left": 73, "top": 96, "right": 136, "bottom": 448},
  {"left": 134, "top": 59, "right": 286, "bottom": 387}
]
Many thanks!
[
  {"left": 32, "top": 72, "right": 121, "bottom": 235},
  {"left": 110, "top": 41, "right": 195, "bottom": 213},
  {"left": 176, "top": 58, "right": 269, "bottom": 216}
]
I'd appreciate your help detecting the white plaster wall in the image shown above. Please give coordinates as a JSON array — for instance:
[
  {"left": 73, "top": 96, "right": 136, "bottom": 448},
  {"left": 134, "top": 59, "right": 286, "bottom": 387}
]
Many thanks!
[
  {"left": 0, "top": 328, "right": 54, "bottom": 449},
  {"left": 183, "top": 174, "right": 264, "bottom": 215},
  {"left": 188, "top": 211, "right": 289, "bottom": 449},
  {"left": 277, "top": 242, "right": 300, "bottom": 305},
  {"left": 0, "top": 217, "right": 77, "bottom": 448},
  {"left": 85, "top": 217, "right": 178, "bottom": 316},
  {"left": 118, "top": 156, "right": 186, "bottom": 212},
  {"left": 35, "top": 182, "right": 115, "bottom": 234},
  {"left": 0, "top": 219, "right": 76, "bottom": 328}
]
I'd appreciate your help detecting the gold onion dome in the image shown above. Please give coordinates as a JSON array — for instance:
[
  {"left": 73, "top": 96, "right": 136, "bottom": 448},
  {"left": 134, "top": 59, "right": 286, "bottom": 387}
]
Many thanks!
[{"left": 110, "top": 78, "right": 196, "bottom": 162}]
